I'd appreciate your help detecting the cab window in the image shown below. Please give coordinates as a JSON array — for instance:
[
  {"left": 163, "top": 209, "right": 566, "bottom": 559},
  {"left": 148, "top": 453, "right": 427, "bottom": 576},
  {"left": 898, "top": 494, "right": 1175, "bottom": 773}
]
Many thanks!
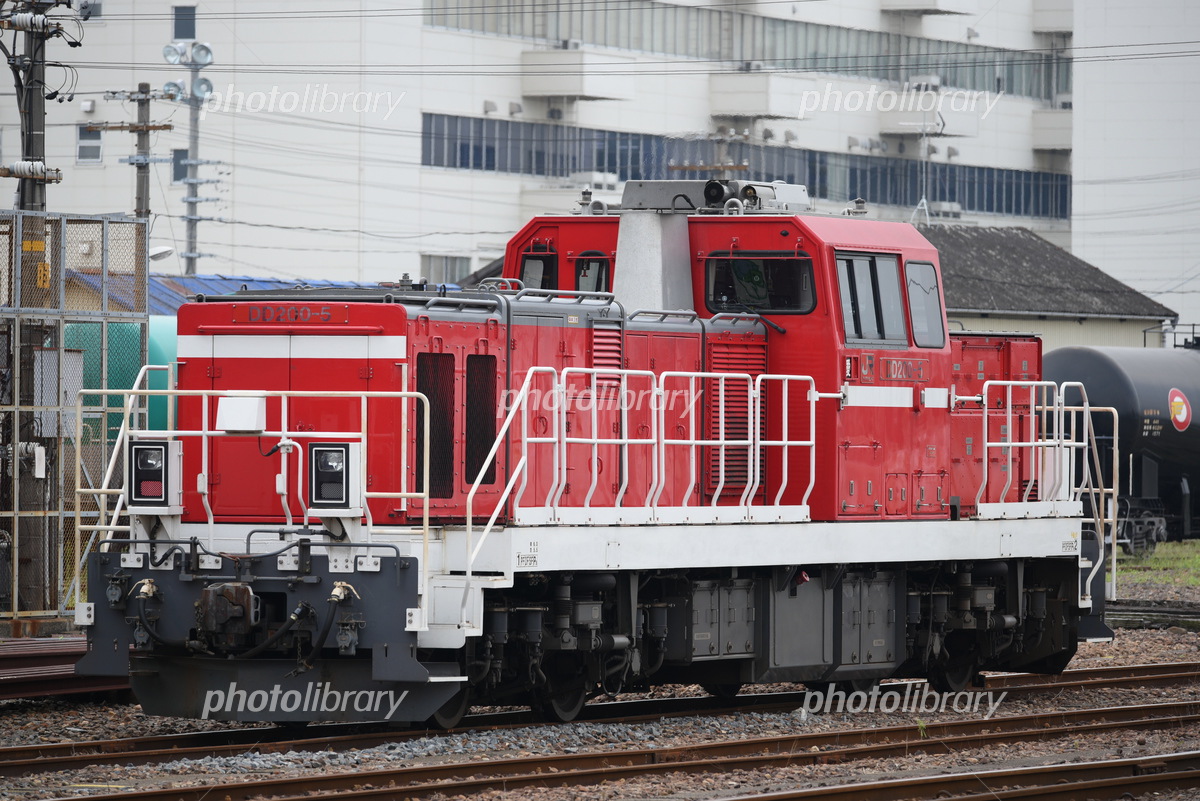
[
  {"left": 836, "top": 254, "right": 906, "bottom": 344},
  {"left": 905, "top": 261, "right": 946, "bottom": 348},
  {"left": 575, "top": 251, "right": 609, "bottom": 292},
  {"left": 705, "top": 251, "right": 816, "bottom": 314},
  {"left": 520, "top": 244, "right": 557, "bottom": 290}
]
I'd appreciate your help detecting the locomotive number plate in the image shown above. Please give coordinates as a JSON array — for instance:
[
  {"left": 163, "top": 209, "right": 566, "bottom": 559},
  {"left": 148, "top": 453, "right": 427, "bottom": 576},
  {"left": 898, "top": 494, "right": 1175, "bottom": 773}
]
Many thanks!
[{"left": 231, "top": 304, "right": 350, "bottom": 324}]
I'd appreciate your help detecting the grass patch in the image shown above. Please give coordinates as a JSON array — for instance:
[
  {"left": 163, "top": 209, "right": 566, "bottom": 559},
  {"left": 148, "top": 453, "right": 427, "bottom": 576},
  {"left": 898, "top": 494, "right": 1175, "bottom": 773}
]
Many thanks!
[{"left": 1116, "top": 540, "right": 1200, "bottom": 590}]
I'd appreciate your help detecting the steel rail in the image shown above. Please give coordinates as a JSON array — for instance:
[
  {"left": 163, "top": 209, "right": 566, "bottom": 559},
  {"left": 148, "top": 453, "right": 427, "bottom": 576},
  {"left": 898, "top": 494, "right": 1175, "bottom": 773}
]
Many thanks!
[
  {"left": 5, "top": 660, "right": 1200, "bottom": 772},
  {"left": 0, "top": 637, "right": 127, "bottom": 700},
  {"left": 718, "top": 752, "right": 1200, "bottom": 800},
  {"left": 11, "top": 701, "right": 1200, "bottom": 799}
]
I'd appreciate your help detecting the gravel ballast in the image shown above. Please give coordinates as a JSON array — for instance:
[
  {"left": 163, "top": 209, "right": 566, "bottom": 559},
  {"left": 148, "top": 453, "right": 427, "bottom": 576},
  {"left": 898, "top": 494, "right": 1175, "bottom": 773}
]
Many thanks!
[{"left": 3, "top": 628, "right": 1199, "bottom": 800}]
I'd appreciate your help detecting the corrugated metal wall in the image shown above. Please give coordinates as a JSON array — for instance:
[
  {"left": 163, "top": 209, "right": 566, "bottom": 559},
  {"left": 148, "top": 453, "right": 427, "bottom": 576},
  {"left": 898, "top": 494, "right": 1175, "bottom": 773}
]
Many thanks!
[{"left": 949, "top": 315, "right": 1166, "bottom": 354}]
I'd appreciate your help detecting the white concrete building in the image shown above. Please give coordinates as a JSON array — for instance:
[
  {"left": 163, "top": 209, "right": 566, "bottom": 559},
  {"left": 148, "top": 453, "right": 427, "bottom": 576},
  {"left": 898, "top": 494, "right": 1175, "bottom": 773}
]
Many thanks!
[
  {"left": 1072, "top": 0, "right": 1200, "bottom": 330},
  {"left": 3, "top": 1, "right": 1076, "bottom": 285}
]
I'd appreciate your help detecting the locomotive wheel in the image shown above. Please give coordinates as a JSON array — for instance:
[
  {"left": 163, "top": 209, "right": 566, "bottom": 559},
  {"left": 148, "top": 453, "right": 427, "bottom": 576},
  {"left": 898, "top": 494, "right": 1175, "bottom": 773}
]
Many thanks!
[
  {"left": 701, "top": 683, "right": 743, "bottom": 700},
  {"left": 428, "top": 688, "right": 470, "bottom": 730},
  {"left": 537, "top": 681, "right": 588, "bottom": 722},
  {"left": 927, "top": 656, "right": 978, "bottom": 693},
  {"left": 536, "top": 655, "right": 589, "bottom": 723}
]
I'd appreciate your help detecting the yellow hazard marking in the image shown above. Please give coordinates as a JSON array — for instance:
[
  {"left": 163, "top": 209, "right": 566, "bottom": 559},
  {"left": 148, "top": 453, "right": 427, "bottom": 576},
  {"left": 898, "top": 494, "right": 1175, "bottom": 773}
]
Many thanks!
[
  {"left": 21, "top": 239, "right": 46, "bottom": 252},
  {"left": 36, "top": 262, "right": 51, "bottom": 289}
]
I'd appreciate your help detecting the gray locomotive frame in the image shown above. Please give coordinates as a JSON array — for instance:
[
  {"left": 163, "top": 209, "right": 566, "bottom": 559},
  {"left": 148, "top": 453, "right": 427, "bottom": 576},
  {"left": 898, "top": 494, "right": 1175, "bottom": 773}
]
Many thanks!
[{"left": 78, "top": 540, "right": 460, "bottom": 722}]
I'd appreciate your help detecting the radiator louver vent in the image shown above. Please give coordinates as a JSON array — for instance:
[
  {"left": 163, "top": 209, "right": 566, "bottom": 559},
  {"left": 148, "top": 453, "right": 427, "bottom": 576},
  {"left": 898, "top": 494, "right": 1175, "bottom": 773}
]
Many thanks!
[{"left": 705, "top": 341, "right": 767, "bottom": 495}]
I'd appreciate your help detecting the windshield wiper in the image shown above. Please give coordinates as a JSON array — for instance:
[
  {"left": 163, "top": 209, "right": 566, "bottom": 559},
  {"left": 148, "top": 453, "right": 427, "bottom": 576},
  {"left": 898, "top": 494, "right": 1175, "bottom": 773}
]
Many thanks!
[{"left": 736, "top": 303, "right": 787, "bottom": 335}]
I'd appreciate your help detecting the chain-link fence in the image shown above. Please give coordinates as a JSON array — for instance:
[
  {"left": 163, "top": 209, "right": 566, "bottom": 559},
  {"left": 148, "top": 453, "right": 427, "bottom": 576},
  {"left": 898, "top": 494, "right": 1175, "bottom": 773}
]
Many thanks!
[{"left": 0, "top": 210, "right": 148, "bottom": 621}]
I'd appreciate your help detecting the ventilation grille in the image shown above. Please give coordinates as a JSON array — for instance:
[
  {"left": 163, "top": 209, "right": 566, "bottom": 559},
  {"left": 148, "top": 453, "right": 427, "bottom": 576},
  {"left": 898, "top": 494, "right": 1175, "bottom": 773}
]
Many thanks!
[
  {"left": 705, "top": 341, "right": 767, "bottom": 495},
  {"left": 591, "top": 323, "right": 623, "bottom": 394}
]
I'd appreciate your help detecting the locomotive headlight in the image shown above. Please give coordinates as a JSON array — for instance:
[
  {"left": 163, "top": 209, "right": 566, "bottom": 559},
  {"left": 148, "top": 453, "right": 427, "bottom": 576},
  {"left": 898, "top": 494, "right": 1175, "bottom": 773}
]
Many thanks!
[
  {"left": 309, "top": 443, "right": 352, "bottom": 509},
  {"left": 137, "top": 449, "right": 164, "bottom": 472},
  {"left": 127, "top": 440, "right": 181, "bottom": 509},
  {"left": 317, "top": 449, "right": 344, "bottom": 473}
]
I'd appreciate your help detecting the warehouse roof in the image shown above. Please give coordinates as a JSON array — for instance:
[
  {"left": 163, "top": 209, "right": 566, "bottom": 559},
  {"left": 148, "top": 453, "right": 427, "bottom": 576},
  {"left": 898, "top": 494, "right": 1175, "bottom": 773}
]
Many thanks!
[{"left": 919, "top": 225, "right": 1176, "bottom": 321}]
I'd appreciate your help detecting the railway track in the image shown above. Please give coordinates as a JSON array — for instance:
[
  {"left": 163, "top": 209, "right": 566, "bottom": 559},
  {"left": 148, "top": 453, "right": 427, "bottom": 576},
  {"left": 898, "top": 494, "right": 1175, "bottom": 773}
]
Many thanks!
[
  {"left": 719, "top": 751, "right": 1200, "bottom": 800},
  {"left": 12, "top": 700, "right": 1200, "bottom": 801},
  {"left": 0, "top": 638, "right": 126, "bottom": 700},
  {"left": 5, "top": 659, "right": 1199, "bottom": 778},
  {"left": 1106, "top": 600, "right": 1200, "bottom": 631}
]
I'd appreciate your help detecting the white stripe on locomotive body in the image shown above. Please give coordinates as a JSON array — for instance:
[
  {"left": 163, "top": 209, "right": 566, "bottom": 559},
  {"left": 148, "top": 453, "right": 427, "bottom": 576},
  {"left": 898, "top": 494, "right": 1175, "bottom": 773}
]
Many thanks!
[
  {"left": 174, "top": 516, "right": 1082, "bottom": 577},
  {"left": 840, "top": 384, "right": 953, "bottom": 409},
  {"left": 457, "top": 518, "right": 1084, "bottom": 575},
  {"left": 921, "top": 387, "right": 951, "bottom": 409},
  {"left": 177, "top": 335, "right": 408, "bottom": 360},
  {"left": 842, "top": 384, "right": 913, "bottom": 408}
]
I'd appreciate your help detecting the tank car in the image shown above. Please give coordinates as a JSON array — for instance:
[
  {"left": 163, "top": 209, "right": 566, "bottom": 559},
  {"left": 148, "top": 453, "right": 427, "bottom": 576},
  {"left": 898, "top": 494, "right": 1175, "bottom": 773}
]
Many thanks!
[
  {"left": 1045, "top": 345, "right": 1200, "bottom": 555},
  {"left": 75, "top": 180, "right": 1112, "bottom": 726}
]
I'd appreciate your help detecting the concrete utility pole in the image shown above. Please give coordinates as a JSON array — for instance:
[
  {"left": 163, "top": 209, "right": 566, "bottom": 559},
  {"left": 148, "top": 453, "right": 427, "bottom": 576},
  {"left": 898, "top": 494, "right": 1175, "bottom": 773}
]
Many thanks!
[
  {"left": 1, "top": 1, "right": 70, "bottom": 309},
  {"left": 136, "top": 82, "right": 153, "bottom": 219},
  {"left": 163, "top": 40, "right": 216, "bottom": 275},
  {"left": 185, "top": 71, "right": 201, "bottom": 274},
  {"left": 1, "top": 0, "right": 69, "bottom": 212},
  {"left": 95, "top": 84, "right": 174, "bottom": 218},
  {"left": 19, "top": 3, "right": 49, "bottom": 212}
]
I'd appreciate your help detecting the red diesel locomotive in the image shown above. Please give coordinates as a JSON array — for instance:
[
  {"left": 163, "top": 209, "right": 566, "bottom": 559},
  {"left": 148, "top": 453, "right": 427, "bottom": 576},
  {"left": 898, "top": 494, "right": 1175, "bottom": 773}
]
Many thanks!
[{"left": 76, "top": 180, "right": 1112, "bottom": 725}]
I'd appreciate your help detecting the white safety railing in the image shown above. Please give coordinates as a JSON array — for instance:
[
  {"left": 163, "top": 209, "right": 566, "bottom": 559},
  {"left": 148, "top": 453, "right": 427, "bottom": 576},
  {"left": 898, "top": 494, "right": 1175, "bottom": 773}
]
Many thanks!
[
  {"left": 74, "top": 387, "right": 433, "bottom": 590},
  {"left": 462, "top": 367, "right": 823, "bottom": 617},
  {"left": 956, "top": 379, "right": 1118, "bottom": 609},
  {"left": 68, "top": 364, "right": 172, "bottom": 609}
]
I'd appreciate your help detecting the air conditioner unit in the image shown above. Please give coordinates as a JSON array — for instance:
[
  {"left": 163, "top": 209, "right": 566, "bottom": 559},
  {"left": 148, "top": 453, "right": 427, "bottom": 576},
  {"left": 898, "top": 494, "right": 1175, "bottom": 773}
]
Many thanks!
[
  {"left": 547, "top": 107, "right": 564, "bottom": 120},
  {"left": 562, "top": 38, "right": 582, "bottom": 50},
  {"left": 1054, "top": 93, "right": 1073, "bottom": 110}
]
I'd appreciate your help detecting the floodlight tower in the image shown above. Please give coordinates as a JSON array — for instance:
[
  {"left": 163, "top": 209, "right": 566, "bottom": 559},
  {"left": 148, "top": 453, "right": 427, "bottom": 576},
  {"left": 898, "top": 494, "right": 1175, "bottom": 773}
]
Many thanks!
[{"left": 163, "top": 41, "right": 214, "bottom": 275}]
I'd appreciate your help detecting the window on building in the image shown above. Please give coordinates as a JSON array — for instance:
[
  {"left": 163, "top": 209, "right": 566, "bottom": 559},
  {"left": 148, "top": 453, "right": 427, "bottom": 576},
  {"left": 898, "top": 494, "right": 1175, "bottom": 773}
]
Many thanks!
[
  {"left": 419, "top": 254, "right": 472, "bottom": 285},
  {"left": 836, "top": 254, "right": 906, "bottom": 344},
  {"left": 76, "top": 125, "right": 102, "bottom": 163},
  {"left": 420, "top": 113, "right": 1072, "bottom": 221},
  {"left": 706, "top": 252, "right": 816, "bottom": 314},
  {"left": 173, "top": 6, "right": 196, "bottom": 40},
  {"left": 424, "top": 0, "right": 1071, "bottom": 101},
  {"left": 171, "top": 148, "right": 188, "bottom": 183},
  {"left": 905, "top": 262, "right": 946, "bottom": 349}
]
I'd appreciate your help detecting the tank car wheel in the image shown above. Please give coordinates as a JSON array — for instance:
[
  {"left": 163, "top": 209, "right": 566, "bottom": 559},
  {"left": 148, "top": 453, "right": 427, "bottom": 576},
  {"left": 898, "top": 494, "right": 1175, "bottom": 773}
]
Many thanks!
[
  {"left": 701, "top": 683, "right": 743, "bottom": 700},
  {"left": 427, "top": 687, "right": 470, "bottom": 730},
  {"left": 927, "top": 656, "right": 978, "bottom": 694}
]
